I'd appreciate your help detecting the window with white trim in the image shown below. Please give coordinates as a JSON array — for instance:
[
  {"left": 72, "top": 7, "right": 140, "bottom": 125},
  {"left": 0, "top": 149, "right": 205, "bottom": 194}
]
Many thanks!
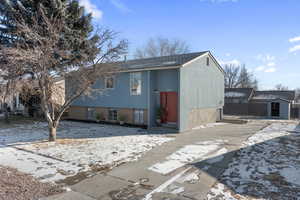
[
  {"left": 134, "top": 109, "right": 144, "bottom": 124},
  {"left": 108, "top": 109, "right": 118, "bottom": 121},
  {"left": 130, "top": 72, "right": 142, "bottom": 95},
  {"left": 105, "top": 77, "right": 115, "bottom": 89}
]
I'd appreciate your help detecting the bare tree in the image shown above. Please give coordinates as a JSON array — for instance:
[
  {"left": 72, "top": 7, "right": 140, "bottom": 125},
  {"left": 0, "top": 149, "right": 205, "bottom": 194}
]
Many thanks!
[
  {"left": 224, "top": 64, "right": 258, "bottom": 89},
  {"left": 134, "top": 37, "right": 190, "bottom": 58},
  {"left": 275, "top": 84, "right": 289, "bottom": 91},
  {"left": 238, "top": 65, "right": 258, "bottom": 89},
  {"left": 224, "top": 64, "right": 240, "bottom": 88},
  {"left": 0, "top": 2, "right": 127, "bottom": 141},
  {"left": 295, "top": 88, "right": 300, "bottom": 102}
]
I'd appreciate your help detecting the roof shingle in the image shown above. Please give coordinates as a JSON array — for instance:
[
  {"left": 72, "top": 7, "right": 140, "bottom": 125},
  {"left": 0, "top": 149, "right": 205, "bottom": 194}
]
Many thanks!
[
  {"left": 119, "top": 52, "right": 208, "bottom": 70},
  {"left": 252, "top": 90, "right": 296, "bottom": 101}
]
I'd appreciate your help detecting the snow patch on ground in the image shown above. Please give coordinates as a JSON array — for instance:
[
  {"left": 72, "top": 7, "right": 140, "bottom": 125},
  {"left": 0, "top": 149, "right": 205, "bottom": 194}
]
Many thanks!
[
  {"left": 207, "top": 122, "right": 300, "bottom": 199},
  {"left": 0, "top": 121, "right": 173, "bottom": 182},
  {"left": 279, "top": 166, "right": 300, "bottom": 186},
  {"left": 0, "top": 147, "right": 82, "bottom": 182},
  {"left": 244, "top": 122, "right": 296, "bottom": 146},
  {"left": 206, "top": 147, "right": 228, "bottom": 164},
  {"left": 207, "top": 183, "right": 247, "bottom": 200},
  {"left": 21, "top": 135, "right": 172, "bottom": 171},
  {"left": 149, "top": 140, "right": 227, "bottom": 175},
  {"left": 177, "top": 171, "right": 200, "bottom": 184},
  {"left": 192, "top": 123, "right": 227, "bottom": 130}
]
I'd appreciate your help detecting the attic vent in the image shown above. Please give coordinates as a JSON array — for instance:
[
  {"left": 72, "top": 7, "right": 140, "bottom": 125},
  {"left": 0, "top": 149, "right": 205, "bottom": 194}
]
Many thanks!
[{"left": 206, "top": 57, "right": 210, "bottom": 66}]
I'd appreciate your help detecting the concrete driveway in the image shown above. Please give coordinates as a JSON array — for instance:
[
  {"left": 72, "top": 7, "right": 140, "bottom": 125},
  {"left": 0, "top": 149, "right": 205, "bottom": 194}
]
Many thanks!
[{"left": 44, "top": 121, "right": 267, "bottom": 200}]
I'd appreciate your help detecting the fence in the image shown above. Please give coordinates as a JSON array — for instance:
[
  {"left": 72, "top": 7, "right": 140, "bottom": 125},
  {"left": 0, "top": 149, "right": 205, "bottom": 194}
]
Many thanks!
[{"left": 224, "top": 103, "right": 268, "bottom": 117}]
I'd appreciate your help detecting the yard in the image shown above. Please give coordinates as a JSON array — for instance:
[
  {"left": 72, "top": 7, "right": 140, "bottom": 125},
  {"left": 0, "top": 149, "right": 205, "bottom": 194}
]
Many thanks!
[
  {"left": 1, "top": 119, "right": 300, "bottom": 200},
  {"left": 206, "top": 122, "right": 300, "bottom": 199},
  {"left": 0, "top": 120, "right": 173, "bottom": 199}
]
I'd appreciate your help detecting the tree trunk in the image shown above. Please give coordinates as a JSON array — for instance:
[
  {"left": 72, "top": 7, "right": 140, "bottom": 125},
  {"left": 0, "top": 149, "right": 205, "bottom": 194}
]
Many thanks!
[
  {"left": 49, "top": 126, "right": 57, "bottom": 141},
  {"left": 3, "top": 103, "right": 9, "bottom": 124}
]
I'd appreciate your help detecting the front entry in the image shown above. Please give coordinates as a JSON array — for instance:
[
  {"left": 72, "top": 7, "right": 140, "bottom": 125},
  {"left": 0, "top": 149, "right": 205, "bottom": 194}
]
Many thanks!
[
  {"left": 160, "top": 92, "right": 178, "bottom": 123},
  {"left": 271, "top": 102, "right": 280, "bottom": 117}
]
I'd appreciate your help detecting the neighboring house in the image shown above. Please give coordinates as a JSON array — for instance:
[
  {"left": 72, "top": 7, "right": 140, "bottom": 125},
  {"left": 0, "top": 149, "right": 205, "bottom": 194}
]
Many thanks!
[
  {"left": 251, "top": 90, "right": 295, "bottom": 119},
  {"left": 0, "top": 92, "right": 25, "bottom": 114},
  {"left": 67, "top": 51, "right": 225, "bottom": 132},
  {"left": 224, "top": 88, "right": 296, "bottom": 119},
  {"left": 225, "top": 88, "right": 254, "bottom": 104},
  {"left": 0, "top": 78, "right": 65, "bottom": 117}
]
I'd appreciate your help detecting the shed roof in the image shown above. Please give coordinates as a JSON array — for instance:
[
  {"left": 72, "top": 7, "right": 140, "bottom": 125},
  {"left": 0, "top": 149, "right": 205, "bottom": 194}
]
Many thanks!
[
  {"left": 252, "top": 90, "right": 296, "bottom": 102},
  {"left": 225, "top": 88, "right": 254, "bottom": 100}
]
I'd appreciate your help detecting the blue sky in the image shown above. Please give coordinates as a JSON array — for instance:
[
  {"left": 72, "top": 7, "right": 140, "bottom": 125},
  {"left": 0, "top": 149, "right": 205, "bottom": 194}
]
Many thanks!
[{"left": 79, "top": 0, "right": 300, "bottom": 90}]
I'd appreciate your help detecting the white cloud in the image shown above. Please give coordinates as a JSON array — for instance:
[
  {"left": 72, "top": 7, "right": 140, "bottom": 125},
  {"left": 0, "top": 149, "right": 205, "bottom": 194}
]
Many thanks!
[
  {"left": 225, "top": 53, "right": 231, "bottom": 57},
  {"left": 267, "top": 62, "right": 275, "bottom": 67},
  {"left": 289, "top": 36, "right": 300, "bottom": 43},
  {"left": 264, "top": 67, "right": 276, "bottom": 73},
  {"left": 110, "top": 0, "right": 132, "bottom": 13},
  {"left": 256, "top": 54, "right": 275, "bottom": 62},
  {"left": 289, "top": 45, "right": 300, "bottom": 53},
  {"left": 255, "top": 54, "right": 277, "bottom": 73},
  {"left": 255, "top": 65, "right": 265, "bottom": 72},
  {"left": 79, "top": 0, "right": 103, "bottom": 19},
  {"left": 219, "top": 59, "right": 241, "bottom": 66}
]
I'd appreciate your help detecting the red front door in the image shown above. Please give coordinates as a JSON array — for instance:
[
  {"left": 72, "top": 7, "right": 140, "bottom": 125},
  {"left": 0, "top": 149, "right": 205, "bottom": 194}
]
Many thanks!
[{"left": 160, "top": 92, "right": 178, "bottom": 123}]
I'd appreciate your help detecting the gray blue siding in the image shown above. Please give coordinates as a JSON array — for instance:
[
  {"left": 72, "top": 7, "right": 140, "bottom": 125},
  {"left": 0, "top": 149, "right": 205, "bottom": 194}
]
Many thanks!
[
  {"left": 148, "top": 69, "right": 179, "bottom": 127},
  {"left": 72, "top": 71, "right": 149, "bottom": 109},
  {"left": 71, "top": 69, "right": 179, "bottom": 112},
  {"left": 179, "top": 54, "right": 224, "bottom": 131}
]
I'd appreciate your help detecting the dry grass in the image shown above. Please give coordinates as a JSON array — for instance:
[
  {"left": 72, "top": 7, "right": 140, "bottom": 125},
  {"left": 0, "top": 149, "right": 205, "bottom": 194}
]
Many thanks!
[
  {"left": 0, "top": 166, "right": 64, "bottom": 200},
  {"left": 30, "top": 139, "right": 90, "bottom": 149}
]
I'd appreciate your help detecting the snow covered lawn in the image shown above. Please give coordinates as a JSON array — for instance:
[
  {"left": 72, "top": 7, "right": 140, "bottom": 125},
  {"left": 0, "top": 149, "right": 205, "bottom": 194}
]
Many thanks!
[
  {"left": 207, "top": 122, "right": 300, "bottom": 200},
  {"left": 192, "top": 122, "right": 228, "bottom": 130},
  {"left": 0, "top": 121, "right": 173, "bottom": 183},
  {"left": 149, "top": 140, "right": 228, "bottom": 175}
]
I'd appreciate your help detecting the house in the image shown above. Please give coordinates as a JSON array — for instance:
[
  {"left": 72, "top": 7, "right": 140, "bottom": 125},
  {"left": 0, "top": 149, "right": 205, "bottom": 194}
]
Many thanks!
[
  {"left": 0, "top": 92, "right": 24, "bottom": 114},
  {"left": 225, "top": 88, "right": 254, "bottom": 104},
  {"left": 251, "top": 90, "right": 295, "bottom": 119},
  {"left": 0, "top": 78, "right": 65, "bottom": 117},
  {"left": 67, "top": 51, "right": 225, "bottom": 132},
  {"left": 224, "top": 88, "right": 296, "bottom": 119}
]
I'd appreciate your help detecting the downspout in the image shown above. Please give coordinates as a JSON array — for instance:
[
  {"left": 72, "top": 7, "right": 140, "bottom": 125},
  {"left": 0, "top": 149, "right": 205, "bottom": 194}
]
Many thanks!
[
  {"left": 147, "top": 71, "right": 151, "bottom": 129},
  {"left": 178, "top": 68, "right": 181, "bottom": 132}
]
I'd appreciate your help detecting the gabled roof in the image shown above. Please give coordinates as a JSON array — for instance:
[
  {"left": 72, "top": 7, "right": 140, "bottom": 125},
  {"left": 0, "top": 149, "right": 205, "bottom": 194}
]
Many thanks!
[
  {"left": 252, "top": 90, "right": 296, "bottom": 102},
  {"left": 225, "top": 88, "right": 254, "bottom": 100},
  {"left": 118, "top": 52, "right": 209, "bottom": 71}
]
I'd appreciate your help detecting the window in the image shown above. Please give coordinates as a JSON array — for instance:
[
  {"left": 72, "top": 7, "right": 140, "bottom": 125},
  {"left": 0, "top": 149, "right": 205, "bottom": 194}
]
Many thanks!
[
  {"left": 105, "top": 77, "right": 115, "bottom": 89},
  {"left": 134, "top": 109, "right": 144, "bottom": 124},
  {"left": 87, "top": 108, "right": 96, "bottom": 120},
  {"left": 130, "top": 72, "right": 142, "bottom": 95},
  {"left": 108, "top": 109, "right": 118, "bottom": 121},
  {"left": 206, "top": 57, "right": 210, "bottom": 66}
]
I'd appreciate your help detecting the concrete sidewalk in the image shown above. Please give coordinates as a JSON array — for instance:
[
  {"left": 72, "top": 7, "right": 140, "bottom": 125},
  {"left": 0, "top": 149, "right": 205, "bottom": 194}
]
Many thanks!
[{"left": 44, "top": 121, "right": 267, "bottom": 200}]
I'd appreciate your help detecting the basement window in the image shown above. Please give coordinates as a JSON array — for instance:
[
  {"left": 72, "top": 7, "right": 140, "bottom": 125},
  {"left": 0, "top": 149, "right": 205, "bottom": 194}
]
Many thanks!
[
  {"left": 108, "top": 109, "right": 118, "bottom": 121},
  {"left": 87, "top": 108, "right": 96, "bottom": 120},
  {"left": 134, "top": 109, "right": 144, "bottom": 124}
]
